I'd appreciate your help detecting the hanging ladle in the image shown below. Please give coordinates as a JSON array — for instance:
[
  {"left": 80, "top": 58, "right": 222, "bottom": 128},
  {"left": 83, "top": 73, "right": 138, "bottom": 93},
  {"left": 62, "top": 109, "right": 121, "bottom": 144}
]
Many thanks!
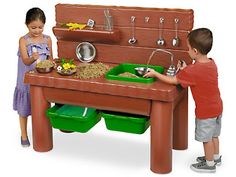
[
  {"left": 128, "top": 16, "right": 137, "bottom": 44},
  {"left": 157, "top": 17, "right": 165, "bottom": 46},
  {"left": 172, "top": 18, "right": 180, "bottom": 47}
]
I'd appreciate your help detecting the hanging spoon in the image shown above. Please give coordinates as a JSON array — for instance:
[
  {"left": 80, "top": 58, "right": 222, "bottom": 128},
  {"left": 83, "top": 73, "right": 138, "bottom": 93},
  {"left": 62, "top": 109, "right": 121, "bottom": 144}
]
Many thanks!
[
  {"left": 157, "top": 17, "right": 165, "bottom": 46},
  {"left": 172, "top": 18, "right": 180, "bottom": 47},
  {"left": 128, "top": 16, "right": 137, "bottom": 44}
]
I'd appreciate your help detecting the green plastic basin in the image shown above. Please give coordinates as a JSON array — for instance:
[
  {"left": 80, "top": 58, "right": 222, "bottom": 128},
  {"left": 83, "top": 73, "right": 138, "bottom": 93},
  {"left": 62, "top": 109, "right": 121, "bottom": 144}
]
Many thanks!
[
  {"left": 102, "top": 111, "right": 150, "bottom": 134},
  {"left": 106, "top": 63, "right": 164, "bottom": 83},
  {"left": 46, "top": 105, "right": 101, "bottom": 133}
]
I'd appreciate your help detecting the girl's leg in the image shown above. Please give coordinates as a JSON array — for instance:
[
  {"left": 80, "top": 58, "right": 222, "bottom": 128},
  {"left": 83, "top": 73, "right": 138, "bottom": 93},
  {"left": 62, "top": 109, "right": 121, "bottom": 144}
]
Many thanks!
[
  {"left": 203, "top": 140, "right": 214, "bottom": 161},
  {"left": 19, "top": 116, "right": 28, "bottom": 140}
]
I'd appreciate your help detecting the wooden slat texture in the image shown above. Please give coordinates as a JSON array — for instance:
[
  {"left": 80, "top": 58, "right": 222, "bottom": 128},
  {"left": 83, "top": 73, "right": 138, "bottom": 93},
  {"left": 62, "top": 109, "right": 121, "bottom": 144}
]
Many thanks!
[
  {"left": 44, "top": 87, "right": 151, "bottom": 115},
  {"left": 53, "top": 26, "right": 189, "bottom": 49},
  {"left": 55, "top": 4, "right": 194, "bottom": 30},
  {"left": 54, "top": 4, "right": 193, "bottom": 68},
  {"left": 57, "top": 40, "right": 192, "bottom": 68}
]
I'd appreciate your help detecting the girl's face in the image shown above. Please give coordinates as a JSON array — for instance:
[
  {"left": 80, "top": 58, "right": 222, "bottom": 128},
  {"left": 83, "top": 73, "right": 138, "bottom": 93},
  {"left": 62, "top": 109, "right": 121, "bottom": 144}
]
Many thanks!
[{"left": 27, "top": 19, "right": 44, "bottom": 37}]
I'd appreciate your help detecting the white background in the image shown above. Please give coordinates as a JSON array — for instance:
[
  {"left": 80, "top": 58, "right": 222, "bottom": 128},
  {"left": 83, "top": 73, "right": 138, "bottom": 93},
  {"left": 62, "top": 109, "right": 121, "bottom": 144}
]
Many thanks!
[{"left": 0, "top": 0, "right": 235, "bottom": 176}]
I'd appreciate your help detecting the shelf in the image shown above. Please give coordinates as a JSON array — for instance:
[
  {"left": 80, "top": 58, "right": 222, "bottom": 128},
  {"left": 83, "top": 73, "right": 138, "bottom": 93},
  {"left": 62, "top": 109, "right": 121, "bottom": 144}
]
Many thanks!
[{"left": 52, "top": 26, "right": 120, "bottom": 43}]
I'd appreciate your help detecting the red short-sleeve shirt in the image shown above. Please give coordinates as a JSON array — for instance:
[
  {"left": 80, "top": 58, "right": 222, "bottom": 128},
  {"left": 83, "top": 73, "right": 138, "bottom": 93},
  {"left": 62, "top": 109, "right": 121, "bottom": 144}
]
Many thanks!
[{"left": 176, "top": 59, "right": 223, "bottom": 119}]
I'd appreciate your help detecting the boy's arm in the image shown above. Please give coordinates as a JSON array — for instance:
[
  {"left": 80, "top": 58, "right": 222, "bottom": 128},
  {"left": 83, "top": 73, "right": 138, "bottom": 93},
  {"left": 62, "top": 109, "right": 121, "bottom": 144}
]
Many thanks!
[
  {"left": 144, "top": 69, "right": 179, "bottom": 85},
  {"left": 154, "top": 72, "right": 179, "bottom": 85}
]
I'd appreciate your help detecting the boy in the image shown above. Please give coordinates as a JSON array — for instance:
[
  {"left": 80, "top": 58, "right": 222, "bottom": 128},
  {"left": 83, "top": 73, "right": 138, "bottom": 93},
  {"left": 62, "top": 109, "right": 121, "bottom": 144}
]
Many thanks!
[{"left": 144, "top": 28, "right": 223, "bottom": 173}]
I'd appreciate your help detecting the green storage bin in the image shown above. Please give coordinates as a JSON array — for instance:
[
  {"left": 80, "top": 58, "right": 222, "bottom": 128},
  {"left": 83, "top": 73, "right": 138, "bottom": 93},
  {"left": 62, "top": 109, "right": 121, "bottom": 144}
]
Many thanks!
[
  {"left": 102, "top": 111, "right": 150, "bottom": 134},
  {"left": 47, "top": 105, "right": 101, "bottom": 133}
]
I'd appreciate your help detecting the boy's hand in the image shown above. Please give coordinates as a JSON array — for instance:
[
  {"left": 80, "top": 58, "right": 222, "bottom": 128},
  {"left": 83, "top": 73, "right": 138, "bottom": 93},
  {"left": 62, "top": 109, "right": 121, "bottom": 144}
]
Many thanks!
[
  {"left": 143, "top": 68, "right": 156, "bottom": 78},
  {"left": 177, "top": 60, "right": 187, "bottom": 70}
]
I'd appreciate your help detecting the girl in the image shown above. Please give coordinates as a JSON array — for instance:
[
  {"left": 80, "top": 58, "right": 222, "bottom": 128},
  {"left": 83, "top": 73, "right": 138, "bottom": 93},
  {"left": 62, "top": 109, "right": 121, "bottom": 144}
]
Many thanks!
[{"left": 13, "top": 7, "right": 53, "bottom": 147}]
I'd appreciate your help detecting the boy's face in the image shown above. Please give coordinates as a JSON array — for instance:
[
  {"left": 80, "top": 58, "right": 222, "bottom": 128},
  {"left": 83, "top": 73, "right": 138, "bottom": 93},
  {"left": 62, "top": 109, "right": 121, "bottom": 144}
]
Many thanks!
[
  {"left": 27, "top": 19, "right": 44, "bottom": 38},
  {"left": 186, "top": 40, "right": 197, "bottom": 60}
]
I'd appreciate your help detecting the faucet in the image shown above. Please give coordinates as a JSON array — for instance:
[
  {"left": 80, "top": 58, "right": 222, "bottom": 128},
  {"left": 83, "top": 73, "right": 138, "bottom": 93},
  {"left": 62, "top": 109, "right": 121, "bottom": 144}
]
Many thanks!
[{"left": 147, "top": 48, "right": 176, "bottom": 76}]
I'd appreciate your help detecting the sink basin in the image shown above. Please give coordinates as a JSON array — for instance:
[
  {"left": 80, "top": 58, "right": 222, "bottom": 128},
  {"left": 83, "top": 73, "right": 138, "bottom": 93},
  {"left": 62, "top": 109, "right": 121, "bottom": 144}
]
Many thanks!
[{"left": 106, "top": 63, "right": 164, "bottom": 83}]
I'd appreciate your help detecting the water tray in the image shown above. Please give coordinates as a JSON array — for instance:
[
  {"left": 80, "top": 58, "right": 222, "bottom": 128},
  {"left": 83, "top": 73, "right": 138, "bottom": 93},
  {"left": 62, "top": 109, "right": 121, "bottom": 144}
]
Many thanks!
[
  {"left": 106, "top": 63, "right": 164, "bottom": 83},
  {"left": 102, "top": 111, "right": 150, "bottom": 134},
  {"left": 47, "top": 105, "right": 101, "bottom": 133}
]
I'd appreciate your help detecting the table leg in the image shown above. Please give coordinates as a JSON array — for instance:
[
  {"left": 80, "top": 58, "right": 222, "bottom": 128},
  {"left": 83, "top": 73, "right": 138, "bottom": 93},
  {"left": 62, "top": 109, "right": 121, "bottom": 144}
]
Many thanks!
[
  {"left": 173, "top": 89, "right": 188, "bottom": 150},
  {"left": 150, "top": 101, "right": 173, "bottom": 174},
  {"left": 30, "top": 86, "right": 53, "bottom": 152}
]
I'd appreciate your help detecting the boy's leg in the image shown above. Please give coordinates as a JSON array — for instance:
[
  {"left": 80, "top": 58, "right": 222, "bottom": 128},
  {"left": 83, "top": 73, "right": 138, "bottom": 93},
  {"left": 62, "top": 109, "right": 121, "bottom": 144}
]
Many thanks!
[
  {"left": 190, "top": 140, "right": 216, "bottom": 172},
  {"left": 190, "top": 118, "right": 217, "bottom": 172},
  {"left": 203, "top": 140, "right": 214, "bottom": 161},
  {"left": 213, "top": 136, "right": 219, "bottom": 154},
  {"left": 213, "top": 115, "right": 221, "bottom": 155},
  {"left": 212, "top": 137, "right": 221, "bottom": 164},
  {"left": 196, "top": 137, "right": 221, "bottom": 165}
]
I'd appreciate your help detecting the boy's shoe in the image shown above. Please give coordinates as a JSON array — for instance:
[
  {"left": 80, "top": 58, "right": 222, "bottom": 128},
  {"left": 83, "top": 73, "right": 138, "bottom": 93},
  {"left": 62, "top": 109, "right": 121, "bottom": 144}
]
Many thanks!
[
  {"left": 196, "top": 156, "right": 222, "bottom": 166},
  {"left": 190, "top": 161, "right": 216, "bottom": 173},
  {"left": 21, "top": 137, "right": 30, "bottom": 147}
]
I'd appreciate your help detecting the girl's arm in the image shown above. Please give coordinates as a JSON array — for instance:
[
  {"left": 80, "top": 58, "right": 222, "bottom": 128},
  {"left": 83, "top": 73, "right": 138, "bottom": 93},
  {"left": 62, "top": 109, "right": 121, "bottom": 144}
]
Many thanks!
[
  {"left": 47, "top": 36, "right": 53, "bottom": 60},
  {"left": 19, "top": 37, "right": 37, "bottom": 65},
  {"left": 144, "top": 69, "right": 179, "bottom": 85}
]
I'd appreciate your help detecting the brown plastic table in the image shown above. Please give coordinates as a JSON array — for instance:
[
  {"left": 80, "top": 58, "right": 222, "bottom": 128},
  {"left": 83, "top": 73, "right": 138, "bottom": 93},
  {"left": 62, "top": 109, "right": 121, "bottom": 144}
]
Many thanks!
[{"left": 24, "top": 66, "right": 188, "bottom": 174}]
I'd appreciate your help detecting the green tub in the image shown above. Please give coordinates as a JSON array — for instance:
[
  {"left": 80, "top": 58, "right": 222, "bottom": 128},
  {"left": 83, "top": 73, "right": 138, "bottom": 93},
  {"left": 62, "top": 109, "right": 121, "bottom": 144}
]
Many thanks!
[
  {"left": 47, "top": 105, "right": 101, "bottom": 133},
  {"left": 106, "top": 63, "right": 164, "bottom": 83},
  {"left": 102, "top": 111, "right": 150, "bottom": 134}
]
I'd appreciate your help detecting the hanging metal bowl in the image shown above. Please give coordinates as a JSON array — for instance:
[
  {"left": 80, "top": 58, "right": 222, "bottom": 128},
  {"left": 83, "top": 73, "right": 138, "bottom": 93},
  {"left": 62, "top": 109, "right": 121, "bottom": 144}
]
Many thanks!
[{"left": 75, "top": 42, "right": 96, "bottom": 63}]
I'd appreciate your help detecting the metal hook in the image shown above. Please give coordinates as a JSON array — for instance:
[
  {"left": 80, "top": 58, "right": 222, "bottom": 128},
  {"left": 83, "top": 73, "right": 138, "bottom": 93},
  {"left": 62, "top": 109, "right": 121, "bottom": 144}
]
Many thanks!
[
  {"left": 131, "top": 16, "right": 135, "bottom": 23},
  {"left": 174, "top": 18, "right": 179, "bottom": 24},
  {"left": 160, "top": 17, "right": 164, "bottom": 23},
  {"left": 144, "top": 16, "right": 150, "bottom": 23}
]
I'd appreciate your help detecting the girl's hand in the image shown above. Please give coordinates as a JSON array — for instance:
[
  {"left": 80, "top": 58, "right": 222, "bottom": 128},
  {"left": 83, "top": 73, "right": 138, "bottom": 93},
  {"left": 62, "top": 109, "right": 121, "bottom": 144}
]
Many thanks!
[
  {"left": 52, "top": 61, "right": 57, "bottom": 69},
  {"left": 31, "top": 52, "right": 39, "bottom": 61},
  {"left": 143, "top": 68, "right": 157, "bottom": 78}
]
